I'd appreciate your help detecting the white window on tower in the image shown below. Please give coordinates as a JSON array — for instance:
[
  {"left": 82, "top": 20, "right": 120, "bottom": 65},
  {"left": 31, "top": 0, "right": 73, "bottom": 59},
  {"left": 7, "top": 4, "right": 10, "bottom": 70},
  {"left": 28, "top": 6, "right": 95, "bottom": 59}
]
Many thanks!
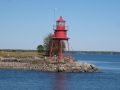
[{"left": 59, "top": 22, "right": 65, "bottom": 26}]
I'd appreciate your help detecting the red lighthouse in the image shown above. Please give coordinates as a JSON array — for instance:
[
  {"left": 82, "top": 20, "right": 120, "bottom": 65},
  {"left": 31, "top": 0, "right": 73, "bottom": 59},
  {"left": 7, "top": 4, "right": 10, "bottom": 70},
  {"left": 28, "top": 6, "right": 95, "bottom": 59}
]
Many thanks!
[{"left": 49, "top": 16, "right": 71, "bottom": 62}]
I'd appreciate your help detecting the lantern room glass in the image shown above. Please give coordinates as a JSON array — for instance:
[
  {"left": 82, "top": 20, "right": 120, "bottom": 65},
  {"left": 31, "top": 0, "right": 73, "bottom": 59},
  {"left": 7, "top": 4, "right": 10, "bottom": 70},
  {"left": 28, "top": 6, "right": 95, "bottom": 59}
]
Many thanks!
[{"left": 56, "top": 22, "right": 65, "bottom": 26}]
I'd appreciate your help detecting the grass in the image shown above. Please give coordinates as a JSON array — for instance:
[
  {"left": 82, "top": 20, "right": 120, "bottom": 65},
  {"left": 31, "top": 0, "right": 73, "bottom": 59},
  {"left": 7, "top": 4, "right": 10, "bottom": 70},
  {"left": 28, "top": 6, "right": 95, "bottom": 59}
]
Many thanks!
[{"left": 0, "top": 52, "right": 44, "bottom": 58}]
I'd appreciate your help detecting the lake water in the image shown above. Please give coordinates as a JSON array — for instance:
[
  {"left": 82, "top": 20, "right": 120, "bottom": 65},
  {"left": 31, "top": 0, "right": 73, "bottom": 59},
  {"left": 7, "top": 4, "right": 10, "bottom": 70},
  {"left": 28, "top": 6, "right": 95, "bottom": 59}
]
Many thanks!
[{"left": 0, "top": 54, "right": 120, "bottom": 90}]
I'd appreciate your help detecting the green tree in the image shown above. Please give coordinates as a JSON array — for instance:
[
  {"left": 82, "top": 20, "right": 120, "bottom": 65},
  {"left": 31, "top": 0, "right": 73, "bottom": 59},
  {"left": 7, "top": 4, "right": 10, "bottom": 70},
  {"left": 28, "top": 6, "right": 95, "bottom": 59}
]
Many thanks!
[
  {"left": 37, "top": 45, "right": 44, "bottom": 53},
  {"left": 43, "top": 33, "right": 66, "bottom": 56}
]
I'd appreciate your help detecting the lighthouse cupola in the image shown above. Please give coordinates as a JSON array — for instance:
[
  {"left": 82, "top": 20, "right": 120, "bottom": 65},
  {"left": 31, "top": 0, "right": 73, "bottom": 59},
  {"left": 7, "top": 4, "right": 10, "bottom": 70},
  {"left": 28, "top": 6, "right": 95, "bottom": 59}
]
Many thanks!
[
  {"left": 56, "top": 16, "right": 65, "bottom": 25},
  {"left": 56, "top": 16, "right": 66, "bottom": 30}
]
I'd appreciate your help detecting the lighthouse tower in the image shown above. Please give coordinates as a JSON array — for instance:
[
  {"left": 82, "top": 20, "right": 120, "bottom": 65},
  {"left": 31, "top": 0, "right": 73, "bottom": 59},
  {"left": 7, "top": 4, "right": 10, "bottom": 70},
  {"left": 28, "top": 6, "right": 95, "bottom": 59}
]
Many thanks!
[{"left": 49, "top": 16, "right": 71, "bottom": 62}]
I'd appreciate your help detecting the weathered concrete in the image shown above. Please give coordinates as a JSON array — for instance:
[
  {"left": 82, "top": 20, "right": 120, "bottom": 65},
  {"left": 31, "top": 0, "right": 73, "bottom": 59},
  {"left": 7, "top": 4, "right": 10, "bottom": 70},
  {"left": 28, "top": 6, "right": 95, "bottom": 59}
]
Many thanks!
[{"left": 0, "top": 56, "right": 101, "bottom": 73}]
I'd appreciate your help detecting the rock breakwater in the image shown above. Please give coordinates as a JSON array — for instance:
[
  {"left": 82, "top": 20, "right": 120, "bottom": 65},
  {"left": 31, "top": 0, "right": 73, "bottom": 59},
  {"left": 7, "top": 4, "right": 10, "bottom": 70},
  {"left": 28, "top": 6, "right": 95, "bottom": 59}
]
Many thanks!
[{"left": 0, "top": 56, "right": 101, "bottom": 73}]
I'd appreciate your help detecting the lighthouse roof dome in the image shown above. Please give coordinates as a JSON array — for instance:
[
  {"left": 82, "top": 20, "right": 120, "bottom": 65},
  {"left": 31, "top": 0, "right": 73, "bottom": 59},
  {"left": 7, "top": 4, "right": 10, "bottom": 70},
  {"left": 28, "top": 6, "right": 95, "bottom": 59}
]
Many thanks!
[{"left": 56, "top": 16, "right": 66, "bottom": 22}]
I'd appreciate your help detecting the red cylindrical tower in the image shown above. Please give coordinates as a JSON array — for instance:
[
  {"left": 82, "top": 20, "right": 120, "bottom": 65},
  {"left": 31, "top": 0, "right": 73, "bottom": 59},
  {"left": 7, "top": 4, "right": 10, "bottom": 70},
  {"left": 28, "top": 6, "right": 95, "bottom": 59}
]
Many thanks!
[{"left": 49, "top": 16, "right": 71, "bottom": 62}]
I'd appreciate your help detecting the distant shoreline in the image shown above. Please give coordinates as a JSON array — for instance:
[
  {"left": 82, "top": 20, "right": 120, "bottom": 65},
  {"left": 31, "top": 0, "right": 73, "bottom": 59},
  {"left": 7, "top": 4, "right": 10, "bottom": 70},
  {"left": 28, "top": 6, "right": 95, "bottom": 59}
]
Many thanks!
[
  {"left": 70, "top": 51, "right": 120, "bottom": 54},
  {"left": 0, "top": 49, "right": 120, "bottom": 54}
]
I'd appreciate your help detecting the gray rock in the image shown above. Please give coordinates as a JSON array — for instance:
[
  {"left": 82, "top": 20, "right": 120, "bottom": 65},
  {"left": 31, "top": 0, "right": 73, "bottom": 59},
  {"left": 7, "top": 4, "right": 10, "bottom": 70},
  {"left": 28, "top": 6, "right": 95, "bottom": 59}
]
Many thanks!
[
  {"left": 90, "top": 64, "right": 95, "bottom": 69},
  {"left": 75, "top": 62, "right": 82, "bottom": 67}
]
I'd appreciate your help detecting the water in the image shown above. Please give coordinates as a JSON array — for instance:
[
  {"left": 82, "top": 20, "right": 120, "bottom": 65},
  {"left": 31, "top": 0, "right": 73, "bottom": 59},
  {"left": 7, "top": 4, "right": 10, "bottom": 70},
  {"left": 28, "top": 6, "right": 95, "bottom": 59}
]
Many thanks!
[{"left": 0, "top": 54, "right": 120, "bottom": 90}]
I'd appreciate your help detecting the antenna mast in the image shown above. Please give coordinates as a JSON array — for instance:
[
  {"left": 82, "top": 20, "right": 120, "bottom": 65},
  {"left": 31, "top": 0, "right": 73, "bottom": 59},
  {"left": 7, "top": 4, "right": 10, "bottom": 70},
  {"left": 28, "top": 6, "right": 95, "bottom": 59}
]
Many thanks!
[{"left": 54, "top": 8, "right": 57, "bottom": 25}]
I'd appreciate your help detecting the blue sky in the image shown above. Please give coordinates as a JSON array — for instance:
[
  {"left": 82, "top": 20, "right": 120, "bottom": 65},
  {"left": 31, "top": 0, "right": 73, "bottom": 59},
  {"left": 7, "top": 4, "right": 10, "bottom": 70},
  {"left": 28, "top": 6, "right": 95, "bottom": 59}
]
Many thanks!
[{"left": 0, "top": 0, "right": 120, "bottom": 51}]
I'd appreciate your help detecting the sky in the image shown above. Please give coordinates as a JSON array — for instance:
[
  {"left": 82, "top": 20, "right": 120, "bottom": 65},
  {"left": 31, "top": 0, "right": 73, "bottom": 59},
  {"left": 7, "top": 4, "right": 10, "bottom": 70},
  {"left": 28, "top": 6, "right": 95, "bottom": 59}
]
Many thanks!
[{"left": 0, "top": 0, "right": 120, "bottom": 51}]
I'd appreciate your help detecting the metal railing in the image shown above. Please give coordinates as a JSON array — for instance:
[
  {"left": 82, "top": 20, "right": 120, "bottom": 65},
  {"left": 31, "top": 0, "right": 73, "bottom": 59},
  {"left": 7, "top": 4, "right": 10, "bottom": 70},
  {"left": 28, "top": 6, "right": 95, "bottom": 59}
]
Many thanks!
[{"left": 53, "top": 25, "right": 69, "bottom": 30}]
